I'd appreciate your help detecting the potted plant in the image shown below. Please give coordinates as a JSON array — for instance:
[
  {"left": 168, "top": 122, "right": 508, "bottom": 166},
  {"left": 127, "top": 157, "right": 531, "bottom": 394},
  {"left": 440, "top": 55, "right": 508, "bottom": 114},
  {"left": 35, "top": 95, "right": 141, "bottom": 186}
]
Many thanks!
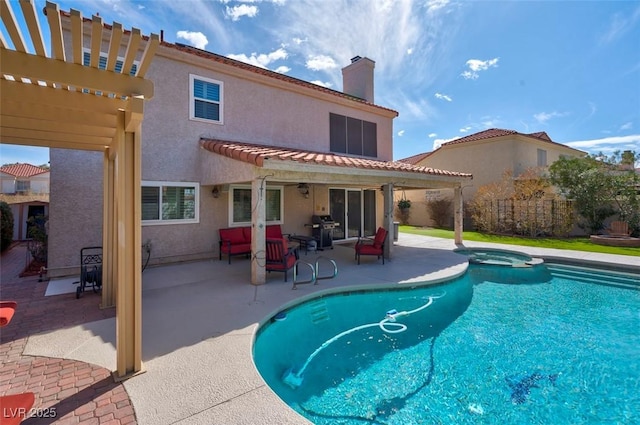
[{"left": 397, "top": 199, "right": 411, "bottom": 210}]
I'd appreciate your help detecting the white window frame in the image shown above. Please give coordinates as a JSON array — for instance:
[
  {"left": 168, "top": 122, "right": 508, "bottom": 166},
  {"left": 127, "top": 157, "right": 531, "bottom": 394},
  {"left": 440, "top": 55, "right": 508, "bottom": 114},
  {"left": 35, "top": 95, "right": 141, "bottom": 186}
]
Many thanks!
[
  {"left": 141, "top": 181, "right": 200, "bottom": 226},
  {"left": 537, "top": 148, "right": 548, "bottom": 167},
  {"left": 229, "top": 184, "right": 284, "bottom": 227},
  {"left": 189, "top": 74, "right": 224, "bottom": 125}
]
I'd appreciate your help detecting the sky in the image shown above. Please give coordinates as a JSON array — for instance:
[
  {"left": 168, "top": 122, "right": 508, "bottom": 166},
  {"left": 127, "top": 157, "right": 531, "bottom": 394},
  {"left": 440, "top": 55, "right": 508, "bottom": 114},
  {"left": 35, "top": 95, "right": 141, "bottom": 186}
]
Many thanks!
[{"left": 1, "top": 0, "right": 639, "bottom": 167}]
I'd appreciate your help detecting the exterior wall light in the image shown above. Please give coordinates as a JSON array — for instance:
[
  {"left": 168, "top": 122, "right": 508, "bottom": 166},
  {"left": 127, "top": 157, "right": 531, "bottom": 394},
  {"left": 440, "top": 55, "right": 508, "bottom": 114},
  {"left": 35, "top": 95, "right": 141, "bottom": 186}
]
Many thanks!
[{"left": 297, "top": 183, "right": 310, "bottom": 198}]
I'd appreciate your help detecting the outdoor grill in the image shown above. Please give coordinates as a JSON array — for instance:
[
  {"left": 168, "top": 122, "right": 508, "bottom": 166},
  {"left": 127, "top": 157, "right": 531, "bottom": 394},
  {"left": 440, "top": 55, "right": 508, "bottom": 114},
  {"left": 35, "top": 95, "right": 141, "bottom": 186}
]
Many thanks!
[{"left": 311, "top": 215, "right": 337, "bottom": 250}]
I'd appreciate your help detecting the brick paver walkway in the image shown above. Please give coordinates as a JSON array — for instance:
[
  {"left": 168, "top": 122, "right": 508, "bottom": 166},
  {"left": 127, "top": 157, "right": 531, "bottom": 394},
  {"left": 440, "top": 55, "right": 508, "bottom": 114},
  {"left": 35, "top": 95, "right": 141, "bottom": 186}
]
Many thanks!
[{"left": 1, "top": 244, "right": 137, "bottom": 424}]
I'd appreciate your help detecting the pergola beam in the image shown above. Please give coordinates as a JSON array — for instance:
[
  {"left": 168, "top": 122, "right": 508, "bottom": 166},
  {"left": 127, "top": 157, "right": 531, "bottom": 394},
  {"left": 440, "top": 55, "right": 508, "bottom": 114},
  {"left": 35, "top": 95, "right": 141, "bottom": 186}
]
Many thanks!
[
  {"left": 19, "top": 0, "right": 46, "bottom": 56},
  {"left": 1, "top": 49, "right": 154, "bottom": 97},
  {"left": 44, "top": 1, "right": 65, "bottom": 60},
  {"left": 1, "top": 0, "right": 27, "bottom": 52}
]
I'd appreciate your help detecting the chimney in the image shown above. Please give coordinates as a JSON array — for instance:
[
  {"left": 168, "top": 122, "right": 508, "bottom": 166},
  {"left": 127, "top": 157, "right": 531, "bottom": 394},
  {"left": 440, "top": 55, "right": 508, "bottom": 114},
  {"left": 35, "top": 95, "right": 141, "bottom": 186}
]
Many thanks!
[{"left": 342, "top": 56, "right": 375, "bottom": 103}]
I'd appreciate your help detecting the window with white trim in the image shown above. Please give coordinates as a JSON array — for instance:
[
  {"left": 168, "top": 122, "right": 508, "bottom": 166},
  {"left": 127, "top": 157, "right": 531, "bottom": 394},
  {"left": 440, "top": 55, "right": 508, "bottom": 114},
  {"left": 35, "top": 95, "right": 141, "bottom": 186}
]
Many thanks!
[
  {"left": 537, "top": 149, "right": 547, "bottom": 167},
  {"left": 190, "top": 74, "right": 223, "bottom": 124},
  {"left": 141, "top": 181, "right": 199, "bottom": 225},
  {"left": 229, "top": 185, "right": 283, "bottom": 226}
]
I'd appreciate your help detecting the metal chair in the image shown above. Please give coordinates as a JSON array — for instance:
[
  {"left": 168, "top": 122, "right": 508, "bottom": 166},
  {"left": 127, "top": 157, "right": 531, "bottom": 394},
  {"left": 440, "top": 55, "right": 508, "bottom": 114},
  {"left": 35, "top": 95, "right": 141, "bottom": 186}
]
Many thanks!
[
  {"left": 355, "top": 227, "right": 388, "bottom": 265},
  {"left": 265, "top": 238, "right": 297, "bottom": 281}
]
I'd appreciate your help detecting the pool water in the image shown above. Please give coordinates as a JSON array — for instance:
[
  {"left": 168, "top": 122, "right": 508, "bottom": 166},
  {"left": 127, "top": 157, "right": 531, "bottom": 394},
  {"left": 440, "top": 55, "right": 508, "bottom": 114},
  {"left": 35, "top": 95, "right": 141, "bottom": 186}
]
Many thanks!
[
  {"left": 454, "top": 247, "right": 538, "bottom": 266},
  {"left": 253, "top": 263, "right": 640, "bottom": 424}
]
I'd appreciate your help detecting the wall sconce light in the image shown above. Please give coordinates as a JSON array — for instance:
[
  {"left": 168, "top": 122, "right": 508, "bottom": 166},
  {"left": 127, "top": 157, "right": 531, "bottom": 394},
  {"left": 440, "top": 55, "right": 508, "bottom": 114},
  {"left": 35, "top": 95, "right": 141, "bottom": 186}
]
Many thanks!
[
  {"left": 212, "top": 186, "right": 220, "bottom": 198},
  {"left": 297, "top": 183, "right": 310, "bottom": 198}
]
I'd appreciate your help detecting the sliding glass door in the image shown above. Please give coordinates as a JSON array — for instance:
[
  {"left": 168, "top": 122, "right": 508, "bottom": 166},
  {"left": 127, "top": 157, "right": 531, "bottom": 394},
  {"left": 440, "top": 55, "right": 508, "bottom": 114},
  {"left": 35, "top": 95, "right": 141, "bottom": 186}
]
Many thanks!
[{"left": 329, "top": 188, "right": 376, "bottom": 240}]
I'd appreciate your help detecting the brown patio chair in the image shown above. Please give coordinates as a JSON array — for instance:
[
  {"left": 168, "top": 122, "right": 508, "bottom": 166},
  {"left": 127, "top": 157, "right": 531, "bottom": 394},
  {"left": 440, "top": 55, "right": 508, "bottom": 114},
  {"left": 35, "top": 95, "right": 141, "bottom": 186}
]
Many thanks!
[
  {"left": 354, "top": 227, "right": 388, "bottom": 265},
  {"left": 265, "top": 238, "right": 297, "bottom": 282}
]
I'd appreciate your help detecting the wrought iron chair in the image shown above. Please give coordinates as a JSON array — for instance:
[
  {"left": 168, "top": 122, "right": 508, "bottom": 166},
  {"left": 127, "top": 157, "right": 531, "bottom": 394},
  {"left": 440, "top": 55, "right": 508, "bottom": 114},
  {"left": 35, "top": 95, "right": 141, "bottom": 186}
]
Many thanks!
[
  {"left": 354, "top": 227, "right": 388, "bottom": 265},
  {"left": 265, "top": 238, "right": 298, "bottom": 281}
]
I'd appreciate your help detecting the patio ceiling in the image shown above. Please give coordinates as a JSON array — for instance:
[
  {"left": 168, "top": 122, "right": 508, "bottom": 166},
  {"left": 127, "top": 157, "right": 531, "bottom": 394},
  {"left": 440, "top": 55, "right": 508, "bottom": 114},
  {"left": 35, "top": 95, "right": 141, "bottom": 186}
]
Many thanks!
[{"left": 200, "top": 138, "right": 473, "bottom": 189}]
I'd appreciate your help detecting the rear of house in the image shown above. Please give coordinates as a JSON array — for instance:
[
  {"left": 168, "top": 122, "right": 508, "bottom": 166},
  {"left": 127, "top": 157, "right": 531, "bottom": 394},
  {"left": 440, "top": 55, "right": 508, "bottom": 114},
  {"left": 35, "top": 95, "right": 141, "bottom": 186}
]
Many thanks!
[{"left": 48, "top": 20, "right": 471, "bottom": 279}]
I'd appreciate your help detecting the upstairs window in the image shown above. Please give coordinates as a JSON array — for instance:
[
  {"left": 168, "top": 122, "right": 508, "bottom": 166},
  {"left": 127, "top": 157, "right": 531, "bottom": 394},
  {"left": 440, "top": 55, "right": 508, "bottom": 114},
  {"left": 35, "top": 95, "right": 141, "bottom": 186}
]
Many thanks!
[
  {"left": 330, "top": 113, "right": 377, "bottom": 157},
  {"left": 16, "top": 180, "right": 30, "bottom": 193},
  {"left": 190, "top": 74, "right": 223, "bottom": 124},
  {"left": 83, "top": 51, "right": 138, "bottom": 75},
  {"left": 537, "top": 149, "right": 547, "bottom": 167}
]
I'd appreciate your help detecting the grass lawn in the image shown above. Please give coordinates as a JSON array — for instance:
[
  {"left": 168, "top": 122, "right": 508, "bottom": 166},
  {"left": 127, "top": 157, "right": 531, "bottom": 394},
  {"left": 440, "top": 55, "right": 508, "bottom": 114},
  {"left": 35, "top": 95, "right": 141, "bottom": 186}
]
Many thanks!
[{"left": 399, "top": 225, "right": 640, "bottom": 257}]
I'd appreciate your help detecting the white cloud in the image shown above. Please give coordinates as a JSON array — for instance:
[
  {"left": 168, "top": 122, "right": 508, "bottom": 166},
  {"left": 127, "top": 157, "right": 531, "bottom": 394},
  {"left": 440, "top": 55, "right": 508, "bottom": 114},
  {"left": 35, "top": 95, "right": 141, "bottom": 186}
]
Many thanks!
[
  {"left": 426, "top": 0, "right": 450, "bottom": 13},
  {"left": 274, "top": 65, "right": 291, "bottom": 74},
  {"left": 428, "top": 133, "right": 437, "bottom": 138},
  {"left": 310, "top": 80, "right": 333, "bottom": 88},
  {"left": 306, "top": 55, "right": 338, "bottom": 71},
  {"left": 599, "top": 5, "right": 640, "bottom": 44},
  {"left": 461, "top": 58, "right": 499, "bottom": 80},
  {"left": 176, "top": 31, "right": 209, "bottom": 49},
  {"left": 225, "top": 4, "right": 258, "bottom": 21},
  {"left": 293, "top": 37, "right": 307, "bottom": 45},
  {"left": 397, "top": 130, "right": 405, "bottom": 136},
  {"left": 534, "top": 111, "right": 568, "bottom": 124},
  {"left": 433, "top": 136, "right": 461, "bottom": 150},
  {"left": 227, "top": 48, "right": 288, "bottom": 69},
  {"left": 407, "top": 48, "right": 413, "bottom": 55},
  {"left": 459, "top": 126, "right": 472, "bottom": 133},
  {"left": 434, "top": 92, "right": 452, "bottom": 102},
  {"left": 620, "top": 122, "right": 633, "bottom": 131},
  {"left": 565, "top": 134, "right": 640, "bottom": 151}
]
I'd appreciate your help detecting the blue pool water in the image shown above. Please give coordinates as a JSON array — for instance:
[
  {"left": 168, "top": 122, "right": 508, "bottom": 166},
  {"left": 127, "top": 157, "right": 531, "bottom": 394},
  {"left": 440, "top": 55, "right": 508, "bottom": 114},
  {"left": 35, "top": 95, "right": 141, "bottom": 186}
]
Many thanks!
[{"left": 253, "top": 262, "right": 640, "bottom": 424}]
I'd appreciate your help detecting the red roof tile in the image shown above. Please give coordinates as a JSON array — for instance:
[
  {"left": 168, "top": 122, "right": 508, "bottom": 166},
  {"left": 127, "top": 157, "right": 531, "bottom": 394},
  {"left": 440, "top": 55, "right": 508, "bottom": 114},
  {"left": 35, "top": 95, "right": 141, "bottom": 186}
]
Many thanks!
[
  {"left": 397, "top": 151, "right": 434, "bottom": 165},
  {"left": 200, "top": 139, "right": 472, "bottom": 178},
  {"left": 0, "top": 163, "right": 48, "bottom": 177}
]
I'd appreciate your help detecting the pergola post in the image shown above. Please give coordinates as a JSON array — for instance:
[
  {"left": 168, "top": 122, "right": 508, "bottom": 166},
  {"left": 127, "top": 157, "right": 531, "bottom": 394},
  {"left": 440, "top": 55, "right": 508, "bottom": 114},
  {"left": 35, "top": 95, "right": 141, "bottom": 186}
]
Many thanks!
[
  {"left": 454, "top": 186, "right": 464, "bottom": 244},
  {"left": 251, "top": 177, "right": 266, "bottom": 285},
  {"left": 383, "top": 183, "right": 394, "bottom": 259},
  {"left": 114, "top": 108, "right": 143, "bottom": 379},
  {"left": 101, "top": 147, "right": 116, "bottom": 308}
]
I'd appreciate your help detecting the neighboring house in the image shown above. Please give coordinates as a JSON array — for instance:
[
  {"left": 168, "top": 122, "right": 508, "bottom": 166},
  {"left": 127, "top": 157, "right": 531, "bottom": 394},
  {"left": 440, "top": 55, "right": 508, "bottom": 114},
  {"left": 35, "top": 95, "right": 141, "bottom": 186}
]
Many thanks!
[
  {"left": 47, "top": 14, "right": 471, "bottom": 280},
  {"left": 0, "top": 163, "right": 50, "bottom": 195},
  {"left": 399, "top": 129, "right": 585, "bottom": 228},
  {"left": 0, "top": 163, "right": 49, "bottom": 240}
]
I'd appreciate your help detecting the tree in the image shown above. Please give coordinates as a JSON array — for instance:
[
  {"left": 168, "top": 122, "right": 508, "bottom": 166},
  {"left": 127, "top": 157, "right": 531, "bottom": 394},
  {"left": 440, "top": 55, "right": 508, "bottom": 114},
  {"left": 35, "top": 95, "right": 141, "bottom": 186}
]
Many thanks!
[
  {"left": 1, "top": 201, "right": 14, "bottom": 251},
  {"left": 548, "top": 153, "right": 639, "bottom": 235}
]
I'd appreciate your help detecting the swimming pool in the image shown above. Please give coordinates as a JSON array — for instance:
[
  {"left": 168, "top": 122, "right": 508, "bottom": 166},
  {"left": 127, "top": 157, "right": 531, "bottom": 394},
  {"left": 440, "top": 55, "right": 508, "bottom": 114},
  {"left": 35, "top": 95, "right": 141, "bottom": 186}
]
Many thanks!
[{"left": 253, "top": 262, "right": 640, "bottom": 424}]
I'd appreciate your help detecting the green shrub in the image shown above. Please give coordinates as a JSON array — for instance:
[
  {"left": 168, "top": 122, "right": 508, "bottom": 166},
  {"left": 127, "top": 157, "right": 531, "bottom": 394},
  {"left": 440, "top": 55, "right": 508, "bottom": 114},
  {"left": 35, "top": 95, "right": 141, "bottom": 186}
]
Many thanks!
[{"left": 0, "top": 201, "right": 14, "bottom": 252}]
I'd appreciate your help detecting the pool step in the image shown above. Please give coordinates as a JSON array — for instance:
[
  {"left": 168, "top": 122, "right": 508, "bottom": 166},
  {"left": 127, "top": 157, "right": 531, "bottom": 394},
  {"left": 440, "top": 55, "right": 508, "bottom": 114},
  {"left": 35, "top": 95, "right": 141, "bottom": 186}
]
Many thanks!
[
  {"left": 547, "top": 264, "right": 640, "bottom": 290},
  {"left": 309, "top": 299, "right": 329, "bottom": 324}
]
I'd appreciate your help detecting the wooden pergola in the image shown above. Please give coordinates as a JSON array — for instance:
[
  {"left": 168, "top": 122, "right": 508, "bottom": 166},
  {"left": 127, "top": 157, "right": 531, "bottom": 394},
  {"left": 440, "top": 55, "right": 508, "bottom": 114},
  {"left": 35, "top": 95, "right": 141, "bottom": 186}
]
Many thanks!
[{"left": 0, "top": 0, "right": 158, "bottom": 379}]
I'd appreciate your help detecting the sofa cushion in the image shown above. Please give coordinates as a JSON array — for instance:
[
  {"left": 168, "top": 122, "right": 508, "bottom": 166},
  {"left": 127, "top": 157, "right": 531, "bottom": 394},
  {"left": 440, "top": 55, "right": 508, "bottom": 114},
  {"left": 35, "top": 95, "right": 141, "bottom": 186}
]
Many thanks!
[
  {"left": 220, "top": 228, "right": 247, "bottom": 245},
  {"left": 266, "top": 225, "right": 283, "bottom": 239}
]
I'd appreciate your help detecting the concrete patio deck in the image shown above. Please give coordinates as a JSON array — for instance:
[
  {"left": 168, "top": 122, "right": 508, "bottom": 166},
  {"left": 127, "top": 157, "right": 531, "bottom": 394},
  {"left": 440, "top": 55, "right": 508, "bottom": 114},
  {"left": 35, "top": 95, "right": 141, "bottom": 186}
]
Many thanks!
[{"left": 3, "top": 234, "right": 639, "bottom": 424}]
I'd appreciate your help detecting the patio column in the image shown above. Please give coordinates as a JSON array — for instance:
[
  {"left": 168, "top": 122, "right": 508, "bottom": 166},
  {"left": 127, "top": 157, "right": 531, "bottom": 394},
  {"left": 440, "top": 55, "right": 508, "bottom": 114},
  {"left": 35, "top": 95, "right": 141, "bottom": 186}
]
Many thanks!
[
  {"left": 251, "top": 177, "right": 266, "bottom": 285},
  {"left": 454, "top": 186, "right": 463, "bottom": 244},
  {"left": 383, "top": 183, "right": 394, "bottom": 259},
  {"left": 114, "top": 106, "right": 143, "bottom": 379},
  {"left": 101, "top": 147, "right": 116, "bottom": 309}
]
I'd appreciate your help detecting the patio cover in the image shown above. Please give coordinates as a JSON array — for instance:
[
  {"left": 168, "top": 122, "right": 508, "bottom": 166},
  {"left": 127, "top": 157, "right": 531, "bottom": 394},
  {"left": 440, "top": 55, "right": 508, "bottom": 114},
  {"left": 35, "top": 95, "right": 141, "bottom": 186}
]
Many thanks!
[
  {"left": 0, "top": 0, "right": 158, "bottom": 379},
  {"left": 200, "top": 138, "right": 473, "bottom": 284}
]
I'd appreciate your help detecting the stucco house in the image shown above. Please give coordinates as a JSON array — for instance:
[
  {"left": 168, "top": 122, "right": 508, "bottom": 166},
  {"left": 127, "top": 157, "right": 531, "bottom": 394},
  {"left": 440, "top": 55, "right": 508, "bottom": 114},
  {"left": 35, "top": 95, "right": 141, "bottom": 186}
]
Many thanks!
[
  {"left": 399, "top": 128, "right": 586, "bottom": 228},
  {"left": 0, "top": 163, "right": 50, "bottom": 195},
  {"left": 0, "top": 163, "right": 49, "bottom": 240},
  {"left": 47, "top": 14, "right": 472, "bottom": 281}
]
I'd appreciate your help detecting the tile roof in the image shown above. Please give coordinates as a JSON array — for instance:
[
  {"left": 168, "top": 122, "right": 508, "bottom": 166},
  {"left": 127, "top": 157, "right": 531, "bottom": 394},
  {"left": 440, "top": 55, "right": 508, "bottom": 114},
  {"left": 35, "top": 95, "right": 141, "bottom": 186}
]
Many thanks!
[
  {"left": 441, "top": 128, "right": 557, "bottom": 147},
  {"left": 398, "top": 128, "right": 586, "bottom": 163},
  {"left": 0, "top": 163, "right": 49, "bottom": 177},
  {"left": 397, "top": 151, "right": 434, "bottom": 165},
  {"left": 200, "top": 139, "right": 472, "bottom": 178}
]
